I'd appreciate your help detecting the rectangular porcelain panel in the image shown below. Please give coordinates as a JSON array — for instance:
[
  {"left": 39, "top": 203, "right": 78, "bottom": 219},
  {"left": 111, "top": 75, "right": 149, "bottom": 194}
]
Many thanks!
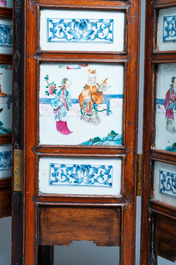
[
  {"left": 157, "top": 7, "right": 176, "bottom": 51},
  {"left": 40, "top": 10, "right": 125, "bottom": 52},
  {"left": 0, "top": 0, "right": 13, "bottom": 8},
  {"left": 0, "top": 65, "right": 12, "bottom": 134},
  {"left": 0, "top": 144, "right": 12, "bottom": 179},
  {"left": 39, "top": 157, "right": 122, "bottom": 196},
  {"left": 0, "top": 19, "right": 12, "bottom": 54},
  {"left": 154, "top": 161, "right": 176, "bottom": 207},
  {"left": 155, "top": 63, "right": 176, "bottom": 152},
  {"left": 39, "top": 63, "right": 124, "bottom": 146}
]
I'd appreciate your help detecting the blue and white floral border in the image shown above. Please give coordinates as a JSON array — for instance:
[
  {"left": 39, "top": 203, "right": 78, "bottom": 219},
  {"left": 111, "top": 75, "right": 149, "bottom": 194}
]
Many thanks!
[
  {"left": 0, "top": 150, "right": 12, "bottom": 170},
  {"left": 0, "top": 24, "right": 13, "bottom": 47},
  {"left": 163, "top": 15, "right": 176, "bottom": 42},
  {"left": 160, "top": 169, "right": 176, "bottom": 198},
  {"left": 47, "top": 18, "right": 114, "bottom": 44},
  {"left": 49, "top": 162, "right": 113, "bottom": 188}
]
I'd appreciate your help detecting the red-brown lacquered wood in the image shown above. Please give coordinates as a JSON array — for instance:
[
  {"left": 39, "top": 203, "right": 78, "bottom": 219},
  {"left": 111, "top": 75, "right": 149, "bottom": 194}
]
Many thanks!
[
  {"left": 154, "top": 213, "right": 176, "bottom": 262},
  {"left": 23, "top": 1, "right": 38, "bottom": 265},
  {"left": 33, "top": 146, "right": 127, "bottom": 155},
  {"left": 141, "top": 0, "right": 155, "bottom": 264},
  {"left": 150, "top": 200, "right": 176, "bottom": 219},
  {"left": 0, "top": 178, "right": 11, "bottom": 218},
  {"left": 37, "top": 0, "right": 129, "bottom": 9},
  {"left": 0, "top": 135, "right": 12, "bottom": 144},
  {"left": 141, "top": 0, "right": 176, "bottom": 264},
  {"left": 0, "top": 7, "right": 12, "bottom": 18},
  {"left": 24, "top": 0, "right": 140, "bottom": 264},
  {"left": 153, "top": 0, "right": 176, "bottom": 8},
  {"left": 0, "top": 55, "right": 12, "bottom": 64},
  {"left": 151, "top": 54, "right": 176, "bottom": 62},
  {"left": 150, "top": 149, "right": 176, "bottom": 163},
  {"left": 39, "top": 206, "right": 121, "bottom": 246},
  {"left": 35, "top": 196, "right": 127, "bottom": 206}
]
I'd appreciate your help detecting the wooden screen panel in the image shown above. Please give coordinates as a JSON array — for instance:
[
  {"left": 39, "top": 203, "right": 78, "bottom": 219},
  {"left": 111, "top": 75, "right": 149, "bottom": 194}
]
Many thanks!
[
  {"left": 22, "top": 0, "right": 140, "bottom": 264},
  {"left": 155, "top": 213, "right": 176, "bottom": 262},
  {"left": 39, "top": 206, "right": 121, "bottom": 247},
  {"left": 0, "top": 5, "right": 13, "bottom": 219},
  {"left": 141, "top": 0, "right": 176, "bottom": 264}
]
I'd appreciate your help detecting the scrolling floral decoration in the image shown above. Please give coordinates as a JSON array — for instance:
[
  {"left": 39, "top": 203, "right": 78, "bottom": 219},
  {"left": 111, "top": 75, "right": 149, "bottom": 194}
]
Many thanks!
[
  {"left": 160, "top": 169, "right": 176, "bottom": 197},
  {"left": 48, "top": 18, "right": 114, "bottom": 43},
  {"left": 50, "top": 163, "right": 113, "bottom": 187},
  {"left": 163, "top": 15, "right": 176, "bottom": 42}
]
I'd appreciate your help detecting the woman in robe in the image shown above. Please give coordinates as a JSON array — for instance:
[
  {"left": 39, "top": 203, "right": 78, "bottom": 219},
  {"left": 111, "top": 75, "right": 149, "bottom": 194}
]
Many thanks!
[
  {"left": 164, "top": 76, "right": 176, "bottom": 133},
  {"left": 51, "top": 78, "right": 72, "bottom": 135}
]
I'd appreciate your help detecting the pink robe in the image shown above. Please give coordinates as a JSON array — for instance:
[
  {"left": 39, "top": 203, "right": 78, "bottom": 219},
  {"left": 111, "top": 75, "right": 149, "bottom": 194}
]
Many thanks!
[{"left": 164, "top": 89, "right": 176, "bottom": 119}]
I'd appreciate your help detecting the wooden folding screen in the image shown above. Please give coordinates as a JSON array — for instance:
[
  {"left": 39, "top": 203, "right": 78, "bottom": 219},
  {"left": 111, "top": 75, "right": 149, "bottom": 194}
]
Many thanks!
[
  {"left": 141, "top": 0, "right": 176, "bottom": 264},
  {"left": 12, "top": 0, "right": 140, "bottom": 264}
]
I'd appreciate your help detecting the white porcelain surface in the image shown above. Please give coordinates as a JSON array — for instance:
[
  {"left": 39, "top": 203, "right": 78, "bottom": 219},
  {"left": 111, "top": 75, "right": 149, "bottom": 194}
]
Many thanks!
[
  {"left": 154, "top": 161, "right": 176, "bottom": 207},
  {"left": 157, "top": 7, "right": 176, "bottom": 51},
  {"left": 0, "top": 65, "right": 12, "bottom": 135},
  {"left": 0, "top": 19, "right": 12, "bottom": 54},
  {"left": 39, "top": 157, "right": 122, "bottom": 196},
  {"left": 40, "top": 10, "right": 125, "bottom": 52},
  {"left": 0, "top": 144, "right": 12, "bottom": 179},
  {"left": 39, "top": 63, "right": 124, "bottom": 146},
  {"left": 155, "top": 63, "right": 176, "bottom": 151},
  {"left": 0, "top": 0, "right": 13, "bottom": 8}
]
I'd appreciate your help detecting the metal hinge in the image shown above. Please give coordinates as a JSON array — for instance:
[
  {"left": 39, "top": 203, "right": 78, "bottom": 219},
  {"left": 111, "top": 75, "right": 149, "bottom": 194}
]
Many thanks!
[
  {"left": 14, "top": 150, "right": 24, "bottom": 192},
  {"left": 137, "top": 154, "right": 143, "bottom": 196}
]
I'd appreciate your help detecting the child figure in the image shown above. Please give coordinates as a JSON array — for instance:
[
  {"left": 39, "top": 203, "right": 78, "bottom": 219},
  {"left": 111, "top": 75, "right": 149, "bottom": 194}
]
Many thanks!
[
  {"left": 164, "top": 76, "right": 176, "bottom": 133},
  {"left": 51, "top": 78, "right": 72, "bottom": 135}
]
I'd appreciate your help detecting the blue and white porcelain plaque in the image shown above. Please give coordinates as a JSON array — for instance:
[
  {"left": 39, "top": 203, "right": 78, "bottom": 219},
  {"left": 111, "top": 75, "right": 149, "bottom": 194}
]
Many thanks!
[
  {"left": 163, "top": 15, "right": 176, "bottom": 42},
  {"left": 0, "top": 150, "right": 12, "bottom": 169},
  {"left": 0, "top": 24, "right": 12, "bottom": 47},
  {"left": 160, "top": 169, "right": 176, "bottom": 197},
  {"left": 50, "top": 163, "right": 113, "bottom": 187},
  {"left": 154, "top": 161, "right": 176, "bottom": 207},
  {"left": 0, "top": 19, "right": 12, "bottom": 54},
  {"left": 48, "top": 18, "right": 114, "bottom": 43},
  {"left": 0, "top": 144, "right": 12, "bottom": 179},
  {"left": 158, "top": 7, "right": 176, "bottom": 51},
  {"left": 39, "top": 157, "right": 122, "bottom": 196},
  {"left": 40, "top": 10, "right": 125, "bottom": 52}
]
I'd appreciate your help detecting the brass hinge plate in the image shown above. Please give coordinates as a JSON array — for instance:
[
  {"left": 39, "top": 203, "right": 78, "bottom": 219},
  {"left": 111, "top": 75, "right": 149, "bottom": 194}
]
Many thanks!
[
  {"left": 14, "top": 150, "right": 24, "bottom": 192},
  {"left": 137, "top": 154, "right": 142, "bottom": 196}
]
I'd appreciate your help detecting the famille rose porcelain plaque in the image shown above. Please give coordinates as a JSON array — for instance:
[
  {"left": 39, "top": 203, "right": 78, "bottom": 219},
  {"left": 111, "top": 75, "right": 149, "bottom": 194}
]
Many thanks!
[
  {"left": 154, "top": 161, "right": 176, "bottom": 207},
  {"left": 39, "top": 63, "right": 124, "bottom": 146},
  {"left": 0, "top": 144, "right": 12, "bottom": 179},
  {"left": 155, "top": 63, "right": 176, "bottom": 152},
  {"left": 0, "top": 65, "right": 12, "bottom": 135},
  {"left": 0, "top": 0, "right": 13, "bottom": 8},
  {"left": 157, "top": 7, "right": 176, "bottom": 51},
  {"left": 39, "top": 157, "right": 122, "bottom": 196},
  {"left": 40, "top": 10, "right": 125, "bottom": 52}
]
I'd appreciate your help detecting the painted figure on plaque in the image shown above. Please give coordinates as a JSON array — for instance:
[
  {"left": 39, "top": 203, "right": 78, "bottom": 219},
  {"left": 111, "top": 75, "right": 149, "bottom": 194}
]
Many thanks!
[
  {"left": 50, "top": 78, "right": 73, "bottom": 135},
  {"left": 0, "top": 0, "right": 6, "bottom": 7},
  {"left": 164, "top": 76, "right": 176, "bottom": 133},
  {"left": 0, "top": 71, "right": 12, "bottom": 135},
  {"left": 79, "top": 69, "right": 111, "bottom": 125}
]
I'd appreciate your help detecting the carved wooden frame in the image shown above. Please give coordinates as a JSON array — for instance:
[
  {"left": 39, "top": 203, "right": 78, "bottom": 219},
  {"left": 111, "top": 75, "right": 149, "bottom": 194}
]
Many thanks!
[
  {"left": 22, "top": 0, "right": 140, "bottom": 264},
  {"left": 141, "top": 0, "right": 176, "bottom": 264}
]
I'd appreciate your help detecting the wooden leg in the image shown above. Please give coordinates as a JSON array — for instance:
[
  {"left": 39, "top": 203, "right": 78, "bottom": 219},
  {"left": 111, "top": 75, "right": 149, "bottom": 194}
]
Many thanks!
[{"left": 38, "top": 246, "right": 54, "bottom": 265}]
